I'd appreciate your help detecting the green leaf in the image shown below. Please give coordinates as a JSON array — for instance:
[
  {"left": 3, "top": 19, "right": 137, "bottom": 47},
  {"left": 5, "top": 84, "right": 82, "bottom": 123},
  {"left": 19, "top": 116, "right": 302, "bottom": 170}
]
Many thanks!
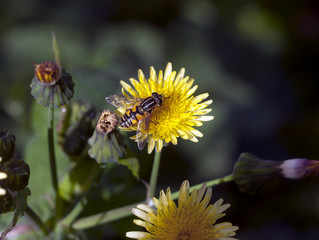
[
  {"left": 118, "top": 157, "right": 139, "bottom": 179},
  {"left": 59, "top": 156, "right": 100, "bottom": 202}
]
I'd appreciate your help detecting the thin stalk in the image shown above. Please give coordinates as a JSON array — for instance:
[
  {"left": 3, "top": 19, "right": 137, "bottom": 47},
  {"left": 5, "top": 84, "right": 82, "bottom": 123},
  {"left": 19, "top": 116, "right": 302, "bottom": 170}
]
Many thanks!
[
  {"left": 71, "top": 174, "right": 233, "bottom": 230},
  {"left": 170, "top": 174, "right": 234, "bottom": 200},
  {"left": 48, "top": 107, "right": 58, "bottom": 192},
  {"left": 72, "top": 201, "right": 145, "bottom": 230},
  {"left": 147, "top": 150, "right": 162, "bottom": 200},
  {"left": 25, "top": 206, "right": 50, "bottom": 235},
  {"left": 48, "top": 107, "right": 62, "bottom": 221}
]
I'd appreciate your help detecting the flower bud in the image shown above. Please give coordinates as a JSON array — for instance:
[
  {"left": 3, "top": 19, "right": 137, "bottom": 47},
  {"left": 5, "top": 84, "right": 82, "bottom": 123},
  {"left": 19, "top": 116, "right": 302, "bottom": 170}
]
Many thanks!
[
  {"left": 31, "top": 61, "right": 75, "bottom": 108},
  {"left": 60, "top": 102, "right": 99, "bottom": 157},
  {"left": 233, "top": 153, "right": 319, "bottom": 194},
  {"left": 0, "top": 190, "right": 13, "bottom": 214},
  {"left": 88, "top": 110, "right": 126, "bottom": 165},
  {"left": 233, "top": 153, "right": 282, "bottom": 194},
  {"left": 0, "top": 158, "right": 30, "bottom": 191},
  {"left": 0, "top": 129, "right": 16, "bottom": 163}
]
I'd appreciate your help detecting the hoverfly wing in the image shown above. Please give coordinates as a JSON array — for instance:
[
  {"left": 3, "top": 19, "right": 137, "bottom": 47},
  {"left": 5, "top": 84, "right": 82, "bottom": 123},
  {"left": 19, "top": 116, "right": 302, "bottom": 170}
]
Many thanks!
[
  {"left": 136, "top": 114, "right": 150, "bottom": 150},
  {"left": 105, "top": 95, "right": 140, "bottom": 109},
  {"left": 137, "top": 136, "right": 147, "bottom": 150}
]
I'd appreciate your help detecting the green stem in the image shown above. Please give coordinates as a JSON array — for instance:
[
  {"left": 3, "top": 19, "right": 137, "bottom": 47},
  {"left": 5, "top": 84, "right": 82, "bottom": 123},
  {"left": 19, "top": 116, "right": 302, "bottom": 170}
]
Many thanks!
[
  {"left": 25, "top": 206, "right": 50, "bottom": 235},
  {"left": 48, "top": 107, "right": 58, "bottom": 192},
  {"left": 60, "top": 166, "right": 103, "bottom": 227},
  {"left": 71, "top": 174, "right": 233, "bottom": 230},
  {"left": 170, "top": 174, "right": 234, "bottom": 200},
  {"left": 72, "top": 201, "right": 145, "bottom": 230},
  {"left": 147, "top": 151, "right": 162, "bottom": 200},
  {"left": 48, "top": 107, "right": 62, "bottom": 221}
]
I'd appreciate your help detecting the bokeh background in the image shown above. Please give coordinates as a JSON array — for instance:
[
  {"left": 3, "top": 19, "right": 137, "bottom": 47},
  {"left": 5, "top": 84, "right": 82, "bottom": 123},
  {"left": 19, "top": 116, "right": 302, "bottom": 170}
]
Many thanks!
[{"left": 1, "top": 0, "right": 319, "bottom": 239}]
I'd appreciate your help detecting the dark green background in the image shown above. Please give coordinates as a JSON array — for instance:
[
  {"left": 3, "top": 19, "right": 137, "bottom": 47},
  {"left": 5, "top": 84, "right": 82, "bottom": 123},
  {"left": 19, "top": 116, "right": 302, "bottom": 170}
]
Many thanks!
[{"left": 1, "top": 0, "right": 319, "bottom": 239}]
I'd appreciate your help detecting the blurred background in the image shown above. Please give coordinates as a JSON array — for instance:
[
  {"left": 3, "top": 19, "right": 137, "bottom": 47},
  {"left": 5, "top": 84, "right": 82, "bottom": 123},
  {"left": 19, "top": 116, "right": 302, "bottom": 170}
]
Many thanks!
[{"left": 1, "top": 0, "right": 319, "bottom": 239}]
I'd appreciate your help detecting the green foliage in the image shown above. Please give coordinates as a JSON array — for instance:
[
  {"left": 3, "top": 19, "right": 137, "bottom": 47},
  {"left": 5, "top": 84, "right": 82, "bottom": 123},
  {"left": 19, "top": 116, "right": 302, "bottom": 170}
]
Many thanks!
[
  {"left": 0, "top": 188, "right": 31, "bottom": 239},
  {"left": 119, "top": 157, "right": 140, "bottom": 180}
]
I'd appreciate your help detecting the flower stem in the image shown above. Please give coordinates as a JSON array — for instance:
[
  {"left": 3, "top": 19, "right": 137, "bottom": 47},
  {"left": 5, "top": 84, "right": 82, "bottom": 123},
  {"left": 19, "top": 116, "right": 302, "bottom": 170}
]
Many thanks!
[
  {"left": 48, "top": 107, "right": 62, "bottom": 221},
  {"left": 70, "top": 174, "right": 233, "bottom": 230},
  {"left": 147, "top": 150, "right": 162, "bottom": 200},
  {"left": 72, "top": 201, "right": 144, "bottom": 230},
  {"left": 25, "top": 206, "right": 50, "bottom": 235},
  {"left": 170, "top": 174, "right": 234, "bottom": 200},
  {"left": 48, "top": 107, "right": 58, "bottom": 192}
]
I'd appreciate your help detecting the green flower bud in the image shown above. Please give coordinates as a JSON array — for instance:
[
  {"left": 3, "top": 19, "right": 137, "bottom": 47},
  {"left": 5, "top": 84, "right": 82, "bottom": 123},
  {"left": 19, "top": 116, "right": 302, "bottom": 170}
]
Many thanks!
[
  {"left": 233, "top": 153, "right": 282, "bottom": 194},
  {"left": 30, "top": 61, "right": 75, "bottom": 108},
  {"left": 0, "top": 158, "right": 30, "bottom": 191},
  {"left": 57, "top": 101, "right": 99, "bottom": 158},
  {"left": 88, "top": 110, "right": 126, "bottom": 165},
  {"left": 0, "top": 129, "right": 16, "bottom": 163},
  {"left": 0, "top": 190, "right": 13, "bottom": 214}
]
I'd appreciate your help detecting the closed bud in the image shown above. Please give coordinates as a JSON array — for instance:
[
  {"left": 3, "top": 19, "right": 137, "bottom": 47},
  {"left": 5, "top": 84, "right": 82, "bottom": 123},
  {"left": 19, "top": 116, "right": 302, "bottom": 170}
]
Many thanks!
[
  {"left": 31, "top": 61, "right": 75, "bottom": 108},
  {"left": 88, "top": 110, "right": 126, "bottom": 165},
  {"left": 0, "top": 158, "right": 30, "bottom": 191},
  {"left": 0, "top": 129, "right": 16, "bottom": 163},
  {"left": 0, "top": 190, "right": 13, "bottom": 214},
  {"left": 233, "top": 153, "right": 283, "bottom": 194},
  {"left": 58, "top": 101, "right": 99, "bottom": 157}
]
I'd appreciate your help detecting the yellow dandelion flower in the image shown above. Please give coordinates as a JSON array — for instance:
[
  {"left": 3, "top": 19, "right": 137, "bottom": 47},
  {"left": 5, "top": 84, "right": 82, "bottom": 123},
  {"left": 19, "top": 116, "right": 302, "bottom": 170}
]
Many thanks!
[
  {"left": 126, "top": 180, "right": 239, "bottom": 240},
  {"left": 107, "top": 62, "right": 214, "bottom": 154}
]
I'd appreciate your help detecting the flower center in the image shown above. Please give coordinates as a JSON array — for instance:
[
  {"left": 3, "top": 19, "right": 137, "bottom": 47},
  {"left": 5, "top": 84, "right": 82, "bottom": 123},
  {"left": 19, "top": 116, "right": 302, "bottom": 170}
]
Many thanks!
[
  {"left": 177, "top": 232, "right": 191, "bottom": 240},
  {"left": 149, "top": 92, "right": 192, "bottom": 139}
]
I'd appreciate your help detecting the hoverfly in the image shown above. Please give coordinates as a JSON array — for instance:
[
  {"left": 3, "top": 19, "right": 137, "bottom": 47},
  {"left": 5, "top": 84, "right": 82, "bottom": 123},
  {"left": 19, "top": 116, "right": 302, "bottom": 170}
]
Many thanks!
[{"left": 106, "top": 92, "right": 166, "bottom": 150}]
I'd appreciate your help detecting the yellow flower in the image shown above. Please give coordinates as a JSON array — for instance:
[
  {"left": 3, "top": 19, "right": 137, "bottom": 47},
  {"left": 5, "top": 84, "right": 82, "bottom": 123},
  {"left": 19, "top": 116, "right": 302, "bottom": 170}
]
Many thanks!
[
  {"left": 118, "top": 62, "right": 214, "bottom": 154},
  {"left": 126, "top": 180, "right": 239, "bottom": 240}
]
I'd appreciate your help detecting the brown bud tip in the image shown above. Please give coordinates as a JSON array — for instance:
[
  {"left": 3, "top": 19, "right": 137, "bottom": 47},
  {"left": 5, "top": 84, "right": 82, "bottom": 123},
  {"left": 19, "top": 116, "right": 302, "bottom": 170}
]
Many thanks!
[
  {"left": 34, "top": 61, "right": 61, "bottom": 85},
  {"left": 96, "top": 110, "right": 119, "bottom": 134}
]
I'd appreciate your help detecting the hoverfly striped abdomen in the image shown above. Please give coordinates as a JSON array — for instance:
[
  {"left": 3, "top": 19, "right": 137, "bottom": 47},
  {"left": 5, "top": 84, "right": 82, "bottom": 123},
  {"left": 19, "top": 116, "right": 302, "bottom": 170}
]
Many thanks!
[
  {"left": 119, "top": 92, "right": 164, "bottom": 128},
  {"left": 120, "top": 105, "right": 143, "bottom": 128}
]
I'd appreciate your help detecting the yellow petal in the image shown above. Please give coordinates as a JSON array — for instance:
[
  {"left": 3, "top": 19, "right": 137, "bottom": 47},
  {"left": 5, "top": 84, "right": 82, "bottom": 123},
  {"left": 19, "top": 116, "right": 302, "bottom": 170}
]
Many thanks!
[
  {"left": 174, "top": 68, "right": 185, "bottom": 86},
  {"left": 178, "top": 180, "right": 190, "bottom": 205},
  {"left": 164, "top": 62, "right": 172, "bottom": 81},
  {"left": 190, "top": 129, "right": 203, "bottom": 137},
  {"left": 156, "top": 139, "right": 163, "bottom": 152},
  {"left": 147, "top": 138, "right": 156, "bottom": 154},
  {"left": 120, "top": 80, "right": 138, "bottom": 97},
  {"left": 196, "top": 115, "right": 214, "bottom": 121}
]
